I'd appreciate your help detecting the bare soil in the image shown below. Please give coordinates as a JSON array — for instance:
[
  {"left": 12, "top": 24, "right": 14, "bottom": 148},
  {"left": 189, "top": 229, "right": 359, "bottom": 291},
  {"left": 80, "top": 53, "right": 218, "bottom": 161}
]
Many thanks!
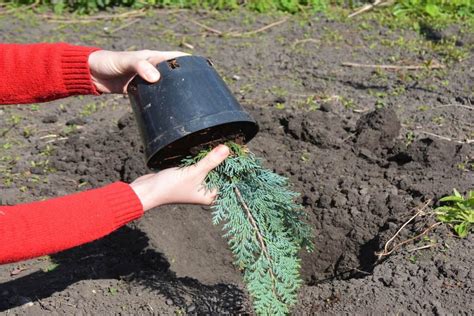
[{"left": 0, "top": 8, "right": 473, "bottom": 315}]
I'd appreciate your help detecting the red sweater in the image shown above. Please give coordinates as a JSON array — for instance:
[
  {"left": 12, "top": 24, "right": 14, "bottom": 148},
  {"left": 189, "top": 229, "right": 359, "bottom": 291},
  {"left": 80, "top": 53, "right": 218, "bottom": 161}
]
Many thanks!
[{"left": 0, "top": 43, "right": 144, "bottom": 264}]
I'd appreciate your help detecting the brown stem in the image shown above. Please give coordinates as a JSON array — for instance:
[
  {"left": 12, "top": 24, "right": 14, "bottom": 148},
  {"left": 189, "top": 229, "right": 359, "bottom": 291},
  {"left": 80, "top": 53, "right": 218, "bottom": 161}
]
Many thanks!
[{"left": 233, "top": 187, "right": 278, "bottom": 286}]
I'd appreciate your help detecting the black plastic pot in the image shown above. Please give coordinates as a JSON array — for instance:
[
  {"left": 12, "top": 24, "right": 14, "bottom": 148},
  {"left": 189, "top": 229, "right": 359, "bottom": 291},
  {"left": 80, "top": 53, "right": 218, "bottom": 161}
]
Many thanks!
[{"left": 127, "top": 56, "right": 259, "bottom": 170}]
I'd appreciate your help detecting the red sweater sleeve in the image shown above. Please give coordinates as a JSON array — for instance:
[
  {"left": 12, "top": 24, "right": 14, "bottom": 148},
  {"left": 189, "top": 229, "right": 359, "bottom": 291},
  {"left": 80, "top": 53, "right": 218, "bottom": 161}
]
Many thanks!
[
  {"left": 0, "top": 43, "right": 101, "bottom": 104},
  {"left": 0, "top": 182, "right": 144, "bottom": 264}
]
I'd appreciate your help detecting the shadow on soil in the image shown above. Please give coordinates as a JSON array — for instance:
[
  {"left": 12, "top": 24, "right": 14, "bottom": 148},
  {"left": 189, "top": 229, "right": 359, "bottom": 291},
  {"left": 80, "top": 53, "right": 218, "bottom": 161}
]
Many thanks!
[{"left": 0, "top": 225, "right": 245, "bottom": 313}]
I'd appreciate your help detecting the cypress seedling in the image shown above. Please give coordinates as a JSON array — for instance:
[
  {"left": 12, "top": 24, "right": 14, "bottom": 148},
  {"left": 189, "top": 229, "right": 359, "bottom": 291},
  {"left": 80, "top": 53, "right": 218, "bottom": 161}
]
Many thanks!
[{"left": 182, "top": 142, "right": 314, "bottom": 315}]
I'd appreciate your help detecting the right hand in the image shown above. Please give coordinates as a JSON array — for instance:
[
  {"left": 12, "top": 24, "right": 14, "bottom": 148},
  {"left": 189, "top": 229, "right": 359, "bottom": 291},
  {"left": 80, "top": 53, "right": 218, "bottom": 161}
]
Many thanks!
[{"left": 130, "top": 145, "right": 230, "bottom": 211}]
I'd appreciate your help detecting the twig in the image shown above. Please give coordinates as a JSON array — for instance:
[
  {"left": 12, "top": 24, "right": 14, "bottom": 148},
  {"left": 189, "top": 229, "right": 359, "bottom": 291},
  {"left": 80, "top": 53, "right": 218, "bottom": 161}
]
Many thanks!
[
  {"left": 190, "top": 17, "right": 288, "bottom": 37},
  {"left": 0, "top": 0, "right": 39, "bottom": 15},
  {"left": 233, "top": 17, "right": 288, "bottom": 37},
  {"left": 348, "top": 0, "right": 392, "bottom": 18},
  {"left": 351, "top": 267, "right": 371, "bottom": 275},
  {"left": 342, "top": 133, "right": 356, "bottom": 143},
  {"left": 106, "top": 18, "right": 140, "bottom": 34},
  {"left": 234, "top": 187, "right": 272, "bottom": 262},
  {"left": 291, "top": 38, "right": 320, "bottom": 48},
  {"left": 234, "top": 187, "right": 278, "bottom": 285},
  {"left": 437, "top": 104, "right": 474, "bottom": 111},
  {"left": 189, "top": 19, "right": 223, "bottom": 35},
  {"left": 45, "top": 9, "right": 145, "bottom": 23},
  {"left": 39, "top": 134, "right": 58, "bottom": 139},
  {"left": 376, "top": 200, "right": 431, "bottom": 259},
  {"left": 0, "top": 125, "right": 15, "bottom": 137},
  {"left": 35, "top": 296, "right": 51, "bottom": 311},
  {"left": 384, "top": 223, "right": 441, "bottom": 256},
  {"left": 342, "top": 61, "right": 444, "bottom": 70},
  {"left": 408, "top": 243, "right": 437, "bottom": 252},
  {"left": 180, "top": 40, "right": 194, "bottom": 50},
  {"left": 45, "top": 137, "right": 68, "bottom": 144},
  {"left": 419, "top": 131, "right": 473, "bottom": 144}
]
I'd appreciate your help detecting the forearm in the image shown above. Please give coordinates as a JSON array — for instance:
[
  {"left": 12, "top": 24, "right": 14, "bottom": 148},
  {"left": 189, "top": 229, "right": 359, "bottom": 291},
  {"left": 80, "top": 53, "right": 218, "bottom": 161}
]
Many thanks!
[
  {"left": 0, "top": 43, "right": 100, "bottom": 105},
  {"left": 0, "top": 182, "right": 143, "bottom": 264}
]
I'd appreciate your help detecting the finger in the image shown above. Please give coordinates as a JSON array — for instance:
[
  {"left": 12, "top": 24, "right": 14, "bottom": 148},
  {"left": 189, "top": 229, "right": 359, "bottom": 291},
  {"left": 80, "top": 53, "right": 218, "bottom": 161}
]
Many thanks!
[
  {"left": 135, "top": 59, "right": 161, "bottom": 82},
  {"left": 203, "top": 188, "right": 218, "bottom": 205},
  {"left": 195, "top": 145, "right": 230, "bottom": 173}
]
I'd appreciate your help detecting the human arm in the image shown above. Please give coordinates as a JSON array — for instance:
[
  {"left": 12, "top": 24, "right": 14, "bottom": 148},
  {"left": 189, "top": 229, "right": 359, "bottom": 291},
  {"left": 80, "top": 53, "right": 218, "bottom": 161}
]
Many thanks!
[
  {"left": 0, "top": 43, "right": 100, "bottom": 104},
  {"left": 0, "top": 43, "right": 187, "bottom": 104},
  {"left": 0, "top": 145, "right": 229, "bottom": 264}
]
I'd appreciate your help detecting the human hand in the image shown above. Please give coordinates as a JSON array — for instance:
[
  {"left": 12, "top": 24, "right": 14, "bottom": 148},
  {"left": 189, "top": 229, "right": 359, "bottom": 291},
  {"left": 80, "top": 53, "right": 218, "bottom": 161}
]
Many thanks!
[
  {"left": 88, "top": 50, "right": 188, "bottom": 94},
  {"left": 130, "top": 145, "right": 230, "bottom": 211}
]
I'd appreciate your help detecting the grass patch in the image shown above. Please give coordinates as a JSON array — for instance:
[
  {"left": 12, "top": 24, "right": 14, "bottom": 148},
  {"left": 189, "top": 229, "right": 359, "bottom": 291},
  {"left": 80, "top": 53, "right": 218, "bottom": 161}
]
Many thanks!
[{"left": 3, "top": 0, "right": 327, "bottom": 14}]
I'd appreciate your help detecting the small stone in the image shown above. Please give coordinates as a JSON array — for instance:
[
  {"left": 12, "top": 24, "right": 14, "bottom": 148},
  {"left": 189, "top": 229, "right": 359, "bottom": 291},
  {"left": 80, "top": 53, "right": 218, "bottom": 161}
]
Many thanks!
[
  {"left": 274, "top": 96, "right": 286, "bottom": 104},
  {"left": 76, "top": 164, "right": 88, "bottom": 175},
  {"left": 30, "top": 167, "right": 44, "bottom": 175},
  {"left": 320, "top": 103, "right": 332, "bottom": 112},
  {"left": 318, "top": 195, "right": 331, "bottom": 208},
  {"left": 187, "top": 305, "right": 196, "bottom": 312},
  {"left": 66, "top": 117, "right": 87, "bottom": 126},
  {"left": 359, "top": 187, "right": 369, "bottom": 195},
  {"left": 42, "top": 115, "right": 58, "bottom": 124},
  {"left": 166, "top": 299, "right": 173, "bottom": 305},
  {"left": 232, "top": 75, "right": 241, "bottom": 81}
]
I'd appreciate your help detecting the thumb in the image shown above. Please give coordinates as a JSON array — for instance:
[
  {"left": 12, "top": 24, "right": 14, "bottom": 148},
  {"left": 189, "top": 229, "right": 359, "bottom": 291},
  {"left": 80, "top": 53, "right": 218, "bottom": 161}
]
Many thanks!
[
  {"left": 135, "top": 59, "right": 161, "bottom": 83},
  {"left": 195, "top": 145, "right": 230, "bottom": 173}
]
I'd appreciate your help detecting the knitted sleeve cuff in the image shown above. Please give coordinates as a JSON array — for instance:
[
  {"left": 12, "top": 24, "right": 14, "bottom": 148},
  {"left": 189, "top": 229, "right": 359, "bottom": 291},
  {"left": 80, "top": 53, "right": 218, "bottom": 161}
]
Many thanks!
[
  {"left": 101, "top": 182, "right": 145, "bottom": 229},
  {"left": 61, "top": 44, "right": 102, "bottom": 96}
]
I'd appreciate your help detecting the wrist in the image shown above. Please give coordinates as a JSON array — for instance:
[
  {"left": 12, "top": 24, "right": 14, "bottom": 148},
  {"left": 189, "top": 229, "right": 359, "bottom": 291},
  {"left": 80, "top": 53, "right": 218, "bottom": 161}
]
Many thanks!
[
  {"left": 87, "top": 50, "right": 106, "bottom": 93},
  {"left": 130, "top": 176, "right": 165, "bottom": 211}
]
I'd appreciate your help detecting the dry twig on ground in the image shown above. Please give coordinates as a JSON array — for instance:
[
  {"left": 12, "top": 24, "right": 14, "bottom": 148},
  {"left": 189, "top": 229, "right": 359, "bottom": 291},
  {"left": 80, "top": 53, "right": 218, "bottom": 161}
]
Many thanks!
[
  {"left": 190, "top": 17, "right": 288, "bottom": 37},
  {"left": 419, "top": 131, "right": 474, "bottom": 144},
  {"left": 45, "top": 9, "right": 146, "bottom": 23},
  {"left": 376, "top": 200, "right": 440, "bottom": 259},
  {"left": 291, "top": 38, "right": 320, "bottom": 48},
  {"left": 342, "top": 60, "right": 444, "bottom": 70},
  {"left": 348, "top": 0, "right": 394, "bottom": 18}
]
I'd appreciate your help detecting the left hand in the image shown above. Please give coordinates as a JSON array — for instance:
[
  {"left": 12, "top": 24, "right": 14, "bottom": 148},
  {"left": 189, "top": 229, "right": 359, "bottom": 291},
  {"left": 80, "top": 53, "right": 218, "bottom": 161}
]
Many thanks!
[{"left": 88, "top": 50, "right": 189, "bottom": 94}]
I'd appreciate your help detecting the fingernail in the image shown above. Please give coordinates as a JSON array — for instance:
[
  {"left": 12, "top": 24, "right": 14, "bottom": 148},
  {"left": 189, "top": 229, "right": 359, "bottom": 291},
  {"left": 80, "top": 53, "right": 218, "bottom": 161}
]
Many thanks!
[
  {"left": 145, "top": 69, "right": 160, "bottom": 82},
  {"left": 214, "top": 145, "right": 229, "bottom": 157}
]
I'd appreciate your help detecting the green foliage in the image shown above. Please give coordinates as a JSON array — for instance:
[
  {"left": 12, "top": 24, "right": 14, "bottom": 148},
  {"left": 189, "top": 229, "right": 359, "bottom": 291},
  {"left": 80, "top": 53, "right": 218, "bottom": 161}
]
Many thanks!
[
  {"left": 182, "top": 142, "right": 313, "bottom": 315},
  {"left": 2, "top": 0, "right": 327, "bottom": 14},
  {"left": 435, "top": 189, "right": 474, "bottom": 238},
  {"left": 393, "top": 0, "right": 473, "bottom": 22}
]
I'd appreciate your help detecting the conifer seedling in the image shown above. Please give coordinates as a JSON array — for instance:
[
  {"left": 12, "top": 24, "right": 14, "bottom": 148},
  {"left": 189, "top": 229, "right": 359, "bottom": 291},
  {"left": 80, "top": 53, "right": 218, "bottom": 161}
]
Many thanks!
[{"left": 182, "top": 142, "right": 314, "bottom": 315}]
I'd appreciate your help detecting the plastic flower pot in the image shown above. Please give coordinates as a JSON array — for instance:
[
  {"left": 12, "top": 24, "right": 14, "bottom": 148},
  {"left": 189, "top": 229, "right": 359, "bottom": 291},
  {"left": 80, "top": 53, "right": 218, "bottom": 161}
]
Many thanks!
[{"left": 127, "top": 56, "right": 259, "bottom": 170}]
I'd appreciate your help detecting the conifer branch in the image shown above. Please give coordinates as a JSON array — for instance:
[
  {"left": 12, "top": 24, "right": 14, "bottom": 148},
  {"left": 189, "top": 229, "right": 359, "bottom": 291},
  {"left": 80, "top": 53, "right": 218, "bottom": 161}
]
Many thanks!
[
  {"left": 233, "top": 186, "right": 278, "bottom": 288},
  {"left": 181, "top": 142, "right": 314, "bottom": 315}
]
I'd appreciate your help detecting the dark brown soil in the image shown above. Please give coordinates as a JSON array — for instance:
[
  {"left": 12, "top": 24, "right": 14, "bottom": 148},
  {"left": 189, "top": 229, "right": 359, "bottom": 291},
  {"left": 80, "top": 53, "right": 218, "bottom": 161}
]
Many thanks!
[{"left": 1, "top": 8, "right": 473, "bottom": 315}]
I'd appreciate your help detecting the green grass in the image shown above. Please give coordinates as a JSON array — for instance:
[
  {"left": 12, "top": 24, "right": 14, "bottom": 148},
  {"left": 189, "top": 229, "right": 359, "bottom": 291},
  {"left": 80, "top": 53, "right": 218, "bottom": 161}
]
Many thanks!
[
  {"left": 2, "top": 0, "right": 472, "bottom": 32},
  {"left": 2, "top": 0, "right": 327, "bottom": 14}
]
